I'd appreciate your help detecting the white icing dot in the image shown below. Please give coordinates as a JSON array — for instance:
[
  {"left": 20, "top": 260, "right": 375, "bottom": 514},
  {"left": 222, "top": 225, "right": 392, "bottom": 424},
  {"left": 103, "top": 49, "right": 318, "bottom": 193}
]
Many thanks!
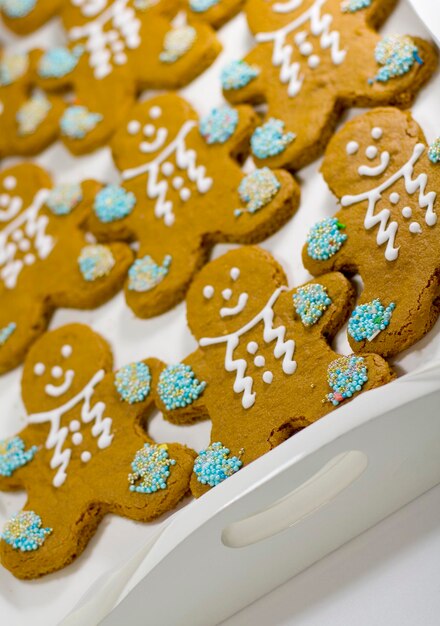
[
  {"left": 0, "top": 194, "right": 9, "bottom": 207},
  {"left": 72, "top": 432, "right": 83, "bottom": 446},
  {"left": 111, "top": 40, "right": 124, "bottom": 53},
  {"left": 172, "top": 176, "right": 183, "bottom": 190},
  {"left": 18, "top": 239, "right": 30, "bottom": 252},
  {"left": 254, "top": 355, "right": 265, "bottom": 367},
  {"left": 3, "top": 176, "right": 16, "bottom": 190},
  {"left": 308, "top": 55, "right": 320, "bottom": 68},
  {"left": 149, "top": 106, "right": 162, "bottom": 119},
  {"left": 180, "top": 188, "right": 191, "bottom": 202},
  {"left": 294, "top": 31, "right": 307, "bottom": 45},
  {"left": 346, "top": 141, "right": 359, "bottom": 155},
  {"left": 53, "top": 474, "right": 64, "bottom": 488},
  {"left": 371, "top": 127, "right": 383, "bottom": 140},
  {"left": 51, "top": 366, "right": 63, "bottom": 379},
  {"left": 70, "top": 420, "right": 80, "bottom": 432},
  {"left": 222, "top": 288, "right": 232, "bottom": 301},
  {"left": 127, "top": 120, "right": 140, "bottom": 135},
  {"left": 247, "top": 341, "right": 258, "bottom": 354},
  {"left": 161, "top": 162, "right": 174, "bottom": 176},
  {"left": 366, "top": 146, "right": 378, "bottom": 160},
  {"left": 389, "top": 192, "right": 400, "bottom": 205},
  {"left": 114, "top": 52, "right": 127, "bottom": 65},
  {"left": 409, "top": 222, "right": 422, "bottom": 234},
  {"left": 81, "top": 451, "right": 92, "bottom": 463},
  {"left": 299, "top": 42, "right": 313, "bottom": 56},
  {"left": 401, "top": 206, "right": 412, "bottom": 219},
  {"left": 107, "top": 30, "right": 118, "bottom": 42},
  {"left": 34, "top": 363, "right": 45, "bottom": 376},
  {"left": 61, "top": 344, "right": 72, "bottom": 358},
  {"left": 230, "top": 267, "right": 240, "bottom": 281},
  {"left": 263, "top": 371, "right": 273, "bottom": 384},
  {"left": 203, "top": 285, "right": 214, "bottom": 299},
  {"left": 12, "top": 230, "right": 23, "bottom": 242},
  {"left": 164, "top": 213, "right": 175, "bottom": 227},
  {"left": 24, "top": 253, "right": 35, "bottom": 265},
  {"left": 143, "top": 124, "right": 155, "bottom": 138}
]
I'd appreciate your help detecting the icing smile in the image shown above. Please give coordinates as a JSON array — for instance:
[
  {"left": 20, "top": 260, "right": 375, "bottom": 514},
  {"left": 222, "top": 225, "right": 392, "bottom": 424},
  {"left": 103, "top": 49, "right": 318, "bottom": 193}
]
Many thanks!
[
  {"left": 44, "top": 369, "right": 75, "bottom": 398},
  {"left": 220, "top": 292, "right": 249, "bottom": 318}
]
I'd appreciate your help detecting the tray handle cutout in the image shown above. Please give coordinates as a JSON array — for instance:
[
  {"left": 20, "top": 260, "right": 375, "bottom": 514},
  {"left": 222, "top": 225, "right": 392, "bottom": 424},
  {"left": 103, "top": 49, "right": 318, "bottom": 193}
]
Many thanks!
[{"left": 222, "top": 450, "right": 368, "bottom": 548}]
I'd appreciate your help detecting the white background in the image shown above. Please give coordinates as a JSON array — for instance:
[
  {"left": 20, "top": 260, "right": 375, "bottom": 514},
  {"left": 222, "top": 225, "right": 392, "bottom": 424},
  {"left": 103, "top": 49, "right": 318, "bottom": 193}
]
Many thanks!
[{"left": 0, "top": 1, "right": 440, "bottom": 624}]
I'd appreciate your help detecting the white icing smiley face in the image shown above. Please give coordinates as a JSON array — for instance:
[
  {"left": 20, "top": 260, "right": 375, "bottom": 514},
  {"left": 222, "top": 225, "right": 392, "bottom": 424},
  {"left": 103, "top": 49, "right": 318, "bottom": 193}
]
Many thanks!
[
  {"left": 345, "top": 127, "right": 390, "bottom": 178},
  {"left": 126, "top": 106, "right": 166, "bottom": 155},
  {"left": 202, "top": 267, "right": 249, "bottom": 319},
  {"left": 34, "top": 344, "right": 75, "bottom": 398}
]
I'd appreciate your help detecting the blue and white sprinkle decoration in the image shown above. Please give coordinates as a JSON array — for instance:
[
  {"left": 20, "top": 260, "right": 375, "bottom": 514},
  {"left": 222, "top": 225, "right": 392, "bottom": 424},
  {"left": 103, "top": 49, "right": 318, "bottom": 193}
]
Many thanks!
[
  {"left": 128, "top": 443, "right": 176, "bottom": 493},
  {"left": 115, "top": 361, "right": 151, "bottom": 404},
  {"left": 158, "top": 363, "right": 206, "bottom": 411},
  {"left": 194, "top": 442, "right": 243, "bottom": 488},
  {"left": 1, "top": 511, "right": 52, "bottom": 552},
  {"left": 348, "top": 299, "right": 395, "bottom": 342}
]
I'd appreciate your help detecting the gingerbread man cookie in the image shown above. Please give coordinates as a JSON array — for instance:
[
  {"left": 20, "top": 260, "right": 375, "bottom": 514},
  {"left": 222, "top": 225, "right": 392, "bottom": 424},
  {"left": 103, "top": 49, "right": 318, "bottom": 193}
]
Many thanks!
[
  {"left": 0, "top": 50, "right": 64, "bottom": 158},
  {"left": 155, "top": 246, "right": 393, "bottom": 497},
  {"left": 186, "top": 0, "right": 245, "bottom": 29},
  {"left": 0, "top": 0, "right": 62, "bottom": 35},
  {"left": 303, "top": 107, "right": 440, "bottom": 358},
  {"left": 34, "top": 0, "right": 221, "bottom": 155},
  {"left": 0, "top": 163, "right": 133, "bottom": 374},
  {"left": 87, "top": 94, "right": 299, "bottom": 318},
  {"left": 221, "top": 0, "right": 437, "bottom": 171},
  {"left": 0, "top": 324, "right": 195, "bottom": 579}
]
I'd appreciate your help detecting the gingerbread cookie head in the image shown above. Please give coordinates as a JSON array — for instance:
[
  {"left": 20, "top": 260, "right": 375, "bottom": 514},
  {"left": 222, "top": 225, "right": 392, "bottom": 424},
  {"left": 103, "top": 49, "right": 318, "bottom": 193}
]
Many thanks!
[
  {"left": 0, "top": 0, "right": 63, "bottom": 35},
  {"left": 186, "top": 0, "right": 245, "bottom": 29},
  {"left": 34, "top": 0, "right": 221, "bottom": 155},
  {"left": 303, "top": 107, "right": 440, "bottom": 358},
  {"left": 221, "top": 0, "right": 437, "bottom": 171},
  {"left": 87, "top": 93, "right": 299, "bottom": 319},
  {"left": 0, "top": 163, "right": 133, "bottom": 374},
  {"left": 158, "top": 246, "right": 394, "bottom": 497},
  {"left": 0, "top": 324, "right": 195, "bottom": 579}
]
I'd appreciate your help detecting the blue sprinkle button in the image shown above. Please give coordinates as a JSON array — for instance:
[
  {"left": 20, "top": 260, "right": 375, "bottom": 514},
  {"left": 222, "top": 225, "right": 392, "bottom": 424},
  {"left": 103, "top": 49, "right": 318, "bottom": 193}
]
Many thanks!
[
  {"left": 160, "top": 25, "right": 197, "bottom": 63},
  {"left": 235, "top": 168, "right": 281, "bottom": 217},
  {"left": 38, "top": 46, "right": 80, "bottom": 79},
  {"left": 372, "top": 35, "right": 421, "bottom": 84},
  {"left": 428, "top": 138, "right": 440, "bottom": 164},
  {"left": 341, "top": 0, "right": 371, "bottom": 12},
  {"left": 46, "top": 183, "right": 83, "bottom": 216},
  {"left": 60, "top": 105, "right": 103, "bottom": 139},
  {"left": 94, "top": 184, "right": 136, "bottom": 223},
  {"left": 293, "top": 284, "right": 332, "bottom": 327},
  {"left": 326, "top": 355, "right": 368, "bottom": 406},
  {"left": 221, "top": 60, "right": 260, "bottom": 91},
  {"left": 16, "top": 93, "right": 52, "bottom": 136},
  {"left": 128, "top": 443, "right": 176, "bottom": 493},
  {"left": 194, "top": 442, "right": 243, "bottom": 488},
  {"left": 0, "top": 322, "right": 16, "bottom": 347},
  {"left": 78, "top": 244, "right": 115, "bottom": 282},
  {"left": 190, "top": 0, "right": 219, "bottom": 12},
  {"left": 348, "top": 299, "right": 396, "bottom": 342},
  {"left": 251, "top": 118, "right": 295, "bottom": 160},
  {"left": 0, "top": 436, "right": 37, "bottom": 477},
  {"left": 0, "top": 53, "right": 28, "bottom": 86},
  {"left": 199, "top": 105, "right": 239, "bottom": 145},
  {"left": 158, "top": 363, "right": 206, "bottom": 410},
  {"left": 115, "top": 361, "right": 151, "bottom": 404},
  {"left": 306, "top": 217, "right": 347, "bottom": 261},
  {"left": 128, "top": 254, "right": 171, "bottom": 292},
  {"left": 2, "top": 0, "right": 36, "bottom": 18},
  {"left": 1, "top": 511, "right": 52, "bottom": 552}
]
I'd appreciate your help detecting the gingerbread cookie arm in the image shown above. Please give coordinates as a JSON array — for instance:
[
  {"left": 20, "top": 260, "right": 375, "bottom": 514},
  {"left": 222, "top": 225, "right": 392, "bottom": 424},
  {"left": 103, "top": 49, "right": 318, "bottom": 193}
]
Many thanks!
[{"left": 222, "top": 48, "right": 269, "bottom": 107}]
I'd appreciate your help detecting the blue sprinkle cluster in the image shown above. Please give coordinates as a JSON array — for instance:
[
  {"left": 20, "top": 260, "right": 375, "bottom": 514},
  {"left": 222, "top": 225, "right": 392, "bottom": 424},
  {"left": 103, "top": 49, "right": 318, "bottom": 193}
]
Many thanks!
[
  {"left": 38, "top": 46, "right": 80, "bottom": 79},
  {"left": 60, "top": 105, "right": 103, "bottom": 139},
  {"left": 251, "top": 118, "right": 295, "bottom": 159},
  {"left": 1, "top": 0, "right": 36, "bottom": 18},
  {"left": 115, "top": 361, "right": 151, "bottom": 404},
  {"left": 190, "top": 0, "right": 219, "bottom": 11},
  {"left": 326, "top": 356, "right": 368, "bottom": 406},
  {"left": 428, "top": 138, "right": 440, "bottom": 164},
  {"left": 0, "top": 322, "right": 16, "bottom": 346},
  {"left": 235, "top": 168, "right": 281, "bottom": 217},
  {"left": 78, "top": 244, "right": 115, "bottom": 281},
  {"left": 128, "top": 254, "right": 172, "bottom": 292},
  {"left": 0, "top": 52, "right": 28, "bottom": 86},
  {"left": 1, "top": 511, "right": 52, "bottom": 552},
  {"left": 348, "top": 299, "right": 395, "bottom": 342},
  {"left": 193, "top": 442, "right": 242, "bottom": 488},
  {"left": 0, "top": 436, "right": 37, "bottom": 477},
  {"left": 128, "top": 443, "right": 176, "bottom": 493},
  {"left": 293, "top": 284, "right": 332, "bottom": 327},
  {"left": 46, "top": 183, "right": 83, "bottom": 215},
  {"left": 94, "top": 184, "right": 136, "bottom": 223},
  {"left": 340, "top": 0, "right": 371, "bottom": 12},
  {"left": 16, "top": 93, "right": 52, "bottom": 136},
  {"left": 158, "top": 364, "right": 206, "bottom": 410},
  {"left": 199, "top": 105, "right": 238, "bottom": 145},
  {"left": 372, "top": 35, "right": 421, "bottom": 83},
  {"left": 221, "top": 60, "right": 260, "bottom": 91},
  {"left": 306, "top": 217, "right": 347, "bottom": 261}
]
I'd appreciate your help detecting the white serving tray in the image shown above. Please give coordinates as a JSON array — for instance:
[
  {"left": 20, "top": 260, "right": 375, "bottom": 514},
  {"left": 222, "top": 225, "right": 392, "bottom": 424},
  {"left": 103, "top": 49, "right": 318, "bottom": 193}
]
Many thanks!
[{"left": 0, "top": 2, "right": 439, "bottom": 624}]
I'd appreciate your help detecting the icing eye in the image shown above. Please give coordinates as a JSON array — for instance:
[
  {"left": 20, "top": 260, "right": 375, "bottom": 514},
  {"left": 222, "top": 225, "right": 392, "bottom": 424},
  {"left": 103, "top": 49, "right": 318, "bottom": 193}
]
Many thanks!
[
  {"left": 371, "top": 127, "right": 383, "bottom": 140},
  {"left": 143, "top": 124, "right": 155, "bottom": 138},
  {"left": 61, "top": 344, "right": 72, "bottom": 358},
  {"left": 3, "top": 176, "right": 16, "bottom": 190},
  {"left": 34, "top": 363, "right": 45, "bottom": 376},
  {"left": 365, "top": 146, "right": 378, "bottom": 160},
  {"left": 149, "top": 106, "right": 162, "bottom": 120},
  {"left": 230, "top": 267, "right": 240, "bottom": 281},
  {"left": 346, "top": 141, "right": 359, "bottom": 155},
  {"left": 127, "top": 120, "right": 140, "bottom": 135},
  {"left": 222, "top": 288, "right": 232, "bottom": 301},
  {"left": 51, "top": 366, "right": 63, "bottom": 379},
  {"left": 203, "top": 285, "right": 214, "bottom": 299}
]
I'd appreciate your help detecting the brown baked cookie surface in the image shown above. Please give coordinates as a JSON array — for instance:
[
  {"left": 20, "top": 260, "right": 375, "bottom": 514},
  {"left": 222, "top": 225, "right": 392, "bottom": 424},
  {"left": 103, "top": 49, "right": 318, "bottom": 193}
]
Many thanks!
[
  {"left": 0, "top": 164, "right": 133, "bottom": 374},
  {"left": 87, "top": 93, "right": 300, "bottom": 318},
  {"left": 185, "top": 0, "right": 245, "bottom": 29},
  {"left": 0, "top": 0, "right": 62, "bottom": 35},
  {"left": 154, "top": 247, "right": 394, "bottom": 497},
  {"left": 33, "top": 0, "right": 221, "bottom": 155},
  {"left": 221, "top": 0, "right": 437, "bottom": 171},
  {"left": 0, "top": 324, "right": 195, "bottom": 579},
  {"left": 303, "top": 107, "right": 440, "bottom": 358}
]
